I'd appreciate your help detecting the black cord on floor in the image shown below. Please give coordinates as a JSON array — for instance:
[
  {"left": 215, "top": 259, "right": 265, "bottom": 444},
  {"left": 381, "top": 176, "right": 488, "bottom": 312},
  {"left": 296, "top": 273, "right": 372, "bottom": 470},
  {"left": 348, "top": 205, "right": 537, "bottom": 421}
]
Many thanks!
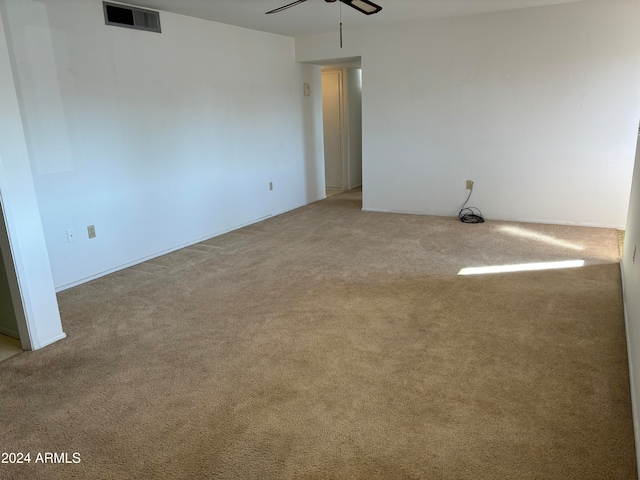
[{"left": 458, "top": 186, "right": 485, "bottom": 224}]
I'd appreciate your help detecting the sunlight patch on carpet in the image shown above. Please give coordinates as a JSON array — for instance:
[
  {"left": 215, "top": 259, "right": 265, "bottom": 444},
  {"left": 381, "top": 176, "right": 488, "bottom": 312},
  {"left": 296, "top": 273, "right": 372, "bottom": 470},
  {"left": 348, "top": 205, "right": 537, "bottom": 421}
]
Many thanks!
[
  {"left": 458, "top": 259, "right": 585, "bottom": 276},
  {"left": 499, "top": 226, "right": 585, "bottom": 251}
]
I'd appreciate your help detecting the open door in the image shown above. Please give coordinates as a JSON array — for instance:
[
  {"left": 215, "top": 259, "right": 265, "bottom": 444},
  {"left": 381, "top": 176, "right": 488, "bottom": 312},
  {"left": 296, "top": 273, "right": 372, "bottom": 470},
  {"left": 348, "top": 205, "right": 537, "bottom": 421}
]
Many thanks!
[
  {"left": 322, "top": 69, "right": 345, "bottom": 191},
  {"left": 0, "top": 211, "right": 22, "bottom": 360},
  {"left": 322, "top": 67, "right": 363, "bottom": 194},
  {"left": 0, "top": 239, "right": 19, "bottom": 340}
]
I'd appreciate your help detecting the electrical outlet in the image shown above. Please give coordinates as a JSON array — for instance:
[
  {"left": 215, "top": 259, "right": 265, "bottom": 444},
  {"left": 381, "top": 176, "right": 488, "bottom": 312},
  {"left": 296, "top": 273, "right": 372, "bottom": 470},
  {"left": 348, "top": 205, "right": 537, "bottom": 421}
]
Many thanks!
[
  {"left": 66, "top": 229, "right": 75, "bottom": 243},
  {"left": 87, "top": 225, "right": 96, "bottom": 239},
  {"left": 466, "top": 180, "right": 474, "bottom": 190},
  {"left": 269, "top": 182, "right": 273, "bottom": 191}
]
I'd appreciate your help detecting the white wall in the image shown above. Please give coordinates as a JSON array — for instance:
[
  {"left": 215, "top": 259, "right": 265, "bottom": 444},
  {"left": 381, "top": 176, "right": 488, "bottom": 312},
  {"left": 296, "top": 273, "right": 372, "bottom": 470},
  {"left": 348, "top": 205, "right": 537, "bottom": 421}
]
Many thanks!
[
  {"left": 2, "top": 0, "right": 324, "bottom": 290},
  {"left": 297, "top": 0, "right": 640, "bottom": 227},
  {"left": 0, "top": 1, "right": 65, "bottom": 350},
  {"left": 622, "top": 131, "right": 640, "bottom": 477}
]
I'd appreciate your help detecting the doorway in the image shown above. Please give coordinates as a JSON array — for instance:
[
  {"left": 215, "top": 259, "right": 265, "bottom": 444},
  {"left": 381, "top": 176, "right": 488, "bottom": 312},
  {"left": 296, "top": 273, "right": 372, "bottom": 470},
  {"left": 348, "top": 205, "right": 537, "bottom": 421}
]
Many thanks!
[
  {"left": 0, "top": 247, "right": 19, "bottom": 340},
  {"left": 321, "top": 66, "right": 363, "bottom": 197},
  {"left": 0, "top": 209, "right": 22, "bottom": 361},
  {"left": 322, "top": 69, "right": 345, "bottom": 192}
]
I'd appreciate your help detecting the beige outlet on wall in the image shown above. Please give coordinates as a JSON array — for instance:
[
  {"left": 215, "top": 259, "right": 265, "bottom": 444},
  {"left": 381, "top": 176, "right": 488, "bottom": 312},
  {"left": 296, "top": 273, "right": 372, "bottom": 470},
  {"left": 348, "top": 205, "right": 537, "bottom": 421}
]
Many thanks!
[
  {"left": 466, "top": 180, "right": 474, "bottom": 190},
  {"left": 87, "top": 225, "right": 96, "bottom": 239},
  {"left": 269, "top": 182, "right": 273, "bottom": 191}
]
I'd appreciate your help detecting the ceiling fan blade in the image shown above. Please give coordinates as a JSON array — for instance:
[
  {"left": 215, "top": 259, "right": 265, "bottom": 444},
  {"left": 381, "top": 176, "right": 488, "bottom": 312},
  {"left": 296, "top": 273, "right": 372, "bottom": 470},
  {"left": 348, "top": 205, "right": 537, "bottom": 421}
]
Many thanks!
[
  {"left": 338, "top": 0, "right": 382, "bottom": 15},
  {"left": 266, "top": 0, "right": 308, "bottom": 14}
]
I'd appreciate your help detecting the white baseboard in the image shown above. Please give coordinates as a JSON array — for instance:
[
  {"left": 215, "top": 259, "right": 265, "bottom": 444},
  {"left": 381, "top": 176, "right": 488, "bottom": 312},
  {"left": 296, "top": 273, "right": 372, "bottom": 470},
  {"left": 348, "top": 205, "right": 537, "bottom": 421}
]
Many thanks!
[
  {"left": 55, "top": 214, "right": 273, "bottom": 292},
  {"left": 362, "top": 207, "right": 624, "bottom": 229},
  {"left": 362, "top": 207, "right": 447, "bottom": 217},
  {"left": 54, "top": 198, "right": 322, "bottom": 292}
]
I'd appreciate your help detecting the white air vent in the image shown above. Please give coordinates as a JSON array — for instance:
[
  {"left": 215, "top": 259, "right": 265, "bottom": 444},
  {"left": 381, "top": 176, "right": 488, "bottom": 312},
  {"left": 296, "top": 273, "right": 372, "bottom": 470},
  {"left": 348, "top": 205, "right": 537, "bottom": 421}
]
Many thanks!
[{"left": 103, "top": 2, "right": 161, "bottom": 33}]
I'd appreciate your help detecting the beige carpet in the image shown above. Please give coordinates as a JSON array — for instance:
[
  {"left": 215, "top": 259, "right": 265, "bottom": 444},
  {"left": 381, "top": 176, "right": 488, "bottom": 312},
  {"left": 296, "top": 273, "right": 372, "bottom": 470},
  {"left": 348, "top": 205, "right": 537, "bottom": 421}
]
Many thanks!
[{"left": 0, "top": 190, "right": 636, "bottom": 479}]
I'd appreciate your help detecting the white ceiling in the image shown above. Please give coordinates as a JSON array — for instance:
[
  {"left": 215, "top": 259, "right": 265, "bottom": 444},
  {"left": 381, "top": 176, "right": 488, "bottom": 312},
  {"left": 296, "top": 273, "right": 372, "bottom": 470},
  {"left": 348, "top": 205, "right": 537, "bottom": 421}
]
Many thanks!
[{"left": 126, "top": 0, "right": 586, "bottom": 38}]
